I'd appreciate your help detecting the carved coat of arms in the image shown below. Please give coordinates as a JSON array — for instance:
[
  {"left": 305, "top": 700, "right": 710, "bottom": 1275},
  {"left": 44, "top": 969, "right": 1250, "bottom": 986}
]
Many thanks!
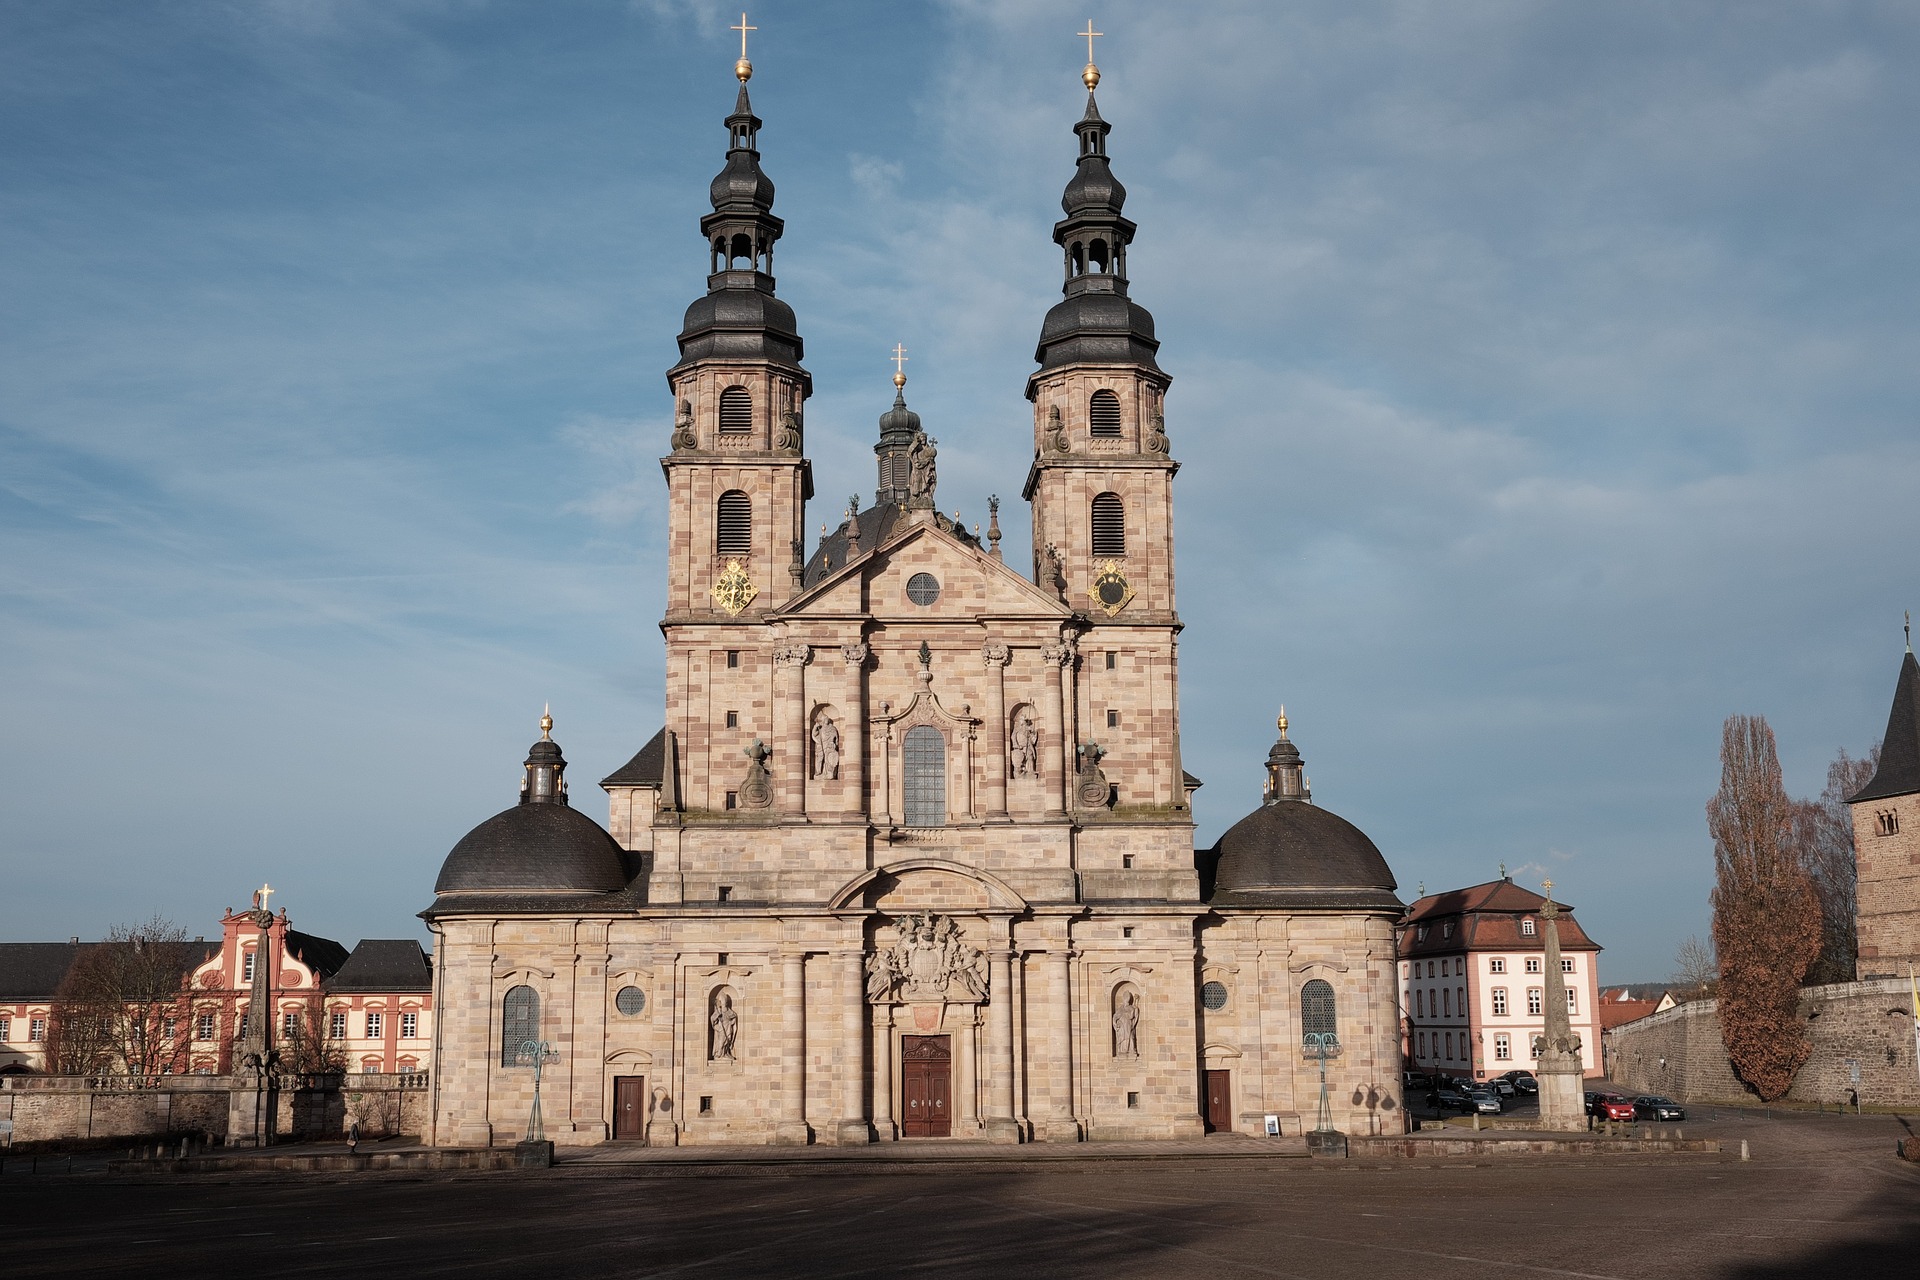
[{"left": 865, "top": 912, "right": 988, "bottom": 1003}]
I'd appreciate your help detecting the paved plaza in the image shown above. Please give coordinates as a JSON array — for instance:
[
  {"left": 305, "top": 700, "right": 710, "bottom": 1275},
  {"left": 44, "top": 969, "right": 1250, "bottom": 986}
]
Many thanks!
[{"left": 3, "top": 1110, "right": 1916, "bottom": 1278}]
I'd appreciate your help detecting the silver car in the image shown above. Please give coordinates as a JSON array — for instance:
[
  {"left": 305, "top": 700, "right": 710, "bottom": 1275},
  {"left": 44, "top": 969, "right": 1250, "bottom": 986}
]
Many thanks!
[{"left": 1466, "top": 1087, "right": 1503, "bottom": 1114}]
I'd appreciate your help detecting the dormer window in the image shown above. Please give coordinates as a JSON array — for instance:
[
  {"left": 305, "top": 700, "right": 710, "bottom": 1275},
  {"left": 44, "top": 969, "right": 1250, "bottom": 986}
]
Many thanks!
[
  {"left": 1416, "top": 926, "right": 1428, "bottom": 942},
  {"left": 1521, "top": 917, "right": 1536, "bottom": 937},
  {"left": 1442, "top": 922, "right": 1453, "bottom": 939}
]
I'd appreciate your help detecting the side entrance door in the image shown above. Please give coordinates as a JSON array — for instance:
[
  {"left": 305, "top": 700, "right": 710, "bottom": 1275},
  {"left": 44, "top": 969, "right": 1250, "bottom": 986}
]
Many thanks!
[
  {"left": 901, "top": 1034, "right": 952, "bottom": 1137},
  {"left": 1203, "top": 1069, "right": 1232, "bottom": 1134},
  {"left": 613, "top": 1075, "right": 647, "bottom": 1141}
]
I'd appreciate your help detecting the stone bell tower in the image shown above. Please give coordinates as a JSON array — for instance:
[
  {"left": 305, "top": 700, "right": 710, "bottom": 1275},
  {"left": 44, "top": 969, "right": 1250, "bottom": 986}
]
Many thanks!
[
  {"left": 1021, "top": 57, "right": 1188, "bottom": 815},
  {"left": 661, "top": 50, "right": 813, "bottom": 624}
]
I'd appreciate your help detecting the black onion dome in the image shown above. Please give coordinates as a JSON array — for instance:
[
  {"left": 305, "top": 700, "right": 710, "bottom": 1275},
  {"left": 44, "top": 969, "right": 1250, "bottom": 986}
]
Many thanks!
[
  {"left": 1063, "top": 96, "right": 1126, "bottom": 213},
  {"left": 1036, "top": 292, "right": 1161, "bottom": 370},
  {"left": 677, "top": 289, "right": 804, "bottom": 365},
  {"left": 434, "top": 804, "right": 628, "bottom": 895},
  {"left": 1205, "top": 803, "right": 1400, "bottom": 912},
  {"left": 710, "top": 147, "right": 776, "bottom": 211}
]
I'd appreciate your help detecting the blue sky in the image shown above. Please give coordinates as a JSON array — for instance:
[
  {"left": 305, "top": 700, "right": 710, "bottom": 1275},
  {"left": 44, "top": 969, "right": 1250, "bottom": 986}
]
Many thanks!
[{"left": 1, "top": 1, "right": 1914, "bottom": 981}]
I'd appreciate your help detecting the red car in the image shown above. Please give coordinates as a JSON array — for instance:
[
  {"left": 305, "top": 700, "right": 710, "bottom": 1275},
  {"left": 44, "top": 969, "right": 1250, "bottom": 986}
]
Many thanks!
[{"left": 1585, "top": 1090, "right": 1635, "bottom": 1121}]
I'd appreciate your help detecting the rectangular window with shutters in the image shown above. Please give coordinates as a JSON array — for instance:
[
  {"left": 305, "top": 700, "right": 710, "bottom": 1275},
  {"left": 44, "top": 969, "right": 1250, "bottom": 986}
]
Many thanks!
[
  {"left": 329, "top": 1011, "right": 347, "bottom": 1040},
  {"left": 242, "top": 951, "right": 255, "bottom": 983},
  {"left": 1090, "top": 493, "right": 1126, "bottom": 557},
  {"left": 366, "top": 1012, "right": 384, "bottom": 1039},
  {"left": 282, "top": 1011, "right": 300, "bottom": 1039},
  {"left": 1526, "top": 957, "right": 1542, "bottom": 973},
  {"left": 1561, "top": 958, "right": 1575, "bottom": 973},
  {"left": 1489, "top": 958, "right": 1506, "bottom": 974},
  {"left": 31, "top": 1017, "right": 47, "bottom": 1042},
  {"left": 1494, "top": 1033, "right": 1511, "bottom": 1061},
  {"left": 1566, "top": 989, "right": 1578, "bottom": 1015},
  {"left": 0, "top": 1016, "right": 8, "bottom": 1040},
  {"left": 401, "top": 1012, "right": 418, "bottom": 1039},
  {"left": 196, "top": 1012, "right": 216, "bottom": 1041},
  {"left": 1527, "top": 988, "right": 1543, "bottom": 1016},
  {"left": 1492, "top": 988, "right": 1508, "bottom": 1016}
]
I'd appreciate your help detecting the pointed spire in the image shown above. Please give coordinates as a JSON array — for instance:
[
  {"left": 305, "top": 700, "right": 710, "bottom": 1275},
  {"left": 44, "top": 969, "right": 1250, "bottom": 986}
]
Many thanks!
[
  {"left": 1852, "top": 647, "right": 1920, "bottom": 803},
  {"left": 875, "top": 352, "right": 924, "bottom": 506}
]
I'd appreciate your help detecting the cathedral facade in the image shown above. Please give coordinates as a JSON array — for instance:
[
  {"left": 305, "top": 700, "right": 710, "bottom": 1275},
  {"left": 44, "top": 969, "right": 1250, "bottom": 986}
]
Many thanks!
[{"left": 423, "top": 55, "right": 1406, "bottom": 1148}]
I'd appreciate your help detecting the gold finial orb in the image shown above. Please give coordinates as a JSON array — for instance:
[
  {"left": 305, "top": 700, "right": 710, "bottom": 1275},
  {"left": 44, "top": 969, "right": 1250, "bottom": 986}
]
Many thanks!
[
  {"left": 540, "top": 703, "right": 553, "bottom": 740},
  {"left": 1083, "top": 62, "right": 1101, "bottom": 90},
  {"left": 736, "top": 56, "right": 753, "bottom": 82},
  {"left": 1276, "top": 703, "right": 1288, "bottom": 735},
  {"left": 893, "top": 370, "right": 906, "bottom": 389}
]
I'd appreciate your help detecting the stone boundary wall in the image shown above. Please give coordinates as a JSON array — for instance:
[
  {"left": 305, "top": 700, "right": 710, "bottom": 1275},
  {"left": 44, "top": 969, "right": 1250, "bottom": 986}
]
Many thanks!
[
  {"left": 0, "top": 1073, "right": 428, "bottom": 1148},
  {"left": 1604, "top": 979, "right": 1920, "bottom": 1108}
]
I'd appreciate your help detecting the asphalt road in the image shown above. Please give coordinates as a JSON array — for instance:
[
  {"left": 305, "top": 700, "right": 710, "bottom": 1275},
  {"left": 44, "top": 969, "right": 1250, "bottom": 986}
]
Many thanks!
[{"left": 3, "top": 1110, "right": 1917, "bottom": 1279}]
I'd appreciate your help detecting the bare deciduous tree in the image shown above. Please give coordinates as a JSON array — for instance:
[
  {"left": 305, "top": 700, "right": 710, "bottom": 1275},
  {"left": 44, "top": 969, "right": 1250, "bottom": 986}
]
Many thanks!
[
  {"left": 1671, "top": 934, "right": 1718, "bottom": 1001},
  {"left": 45, "top": 917, "right": 196, "bottom": 1080},
  {"left": 1708, "top": 715, "right": 1821, "bottom": 1101},
  {"left": 1794, "top": 743, "right": 1879, "bottom": 987}
]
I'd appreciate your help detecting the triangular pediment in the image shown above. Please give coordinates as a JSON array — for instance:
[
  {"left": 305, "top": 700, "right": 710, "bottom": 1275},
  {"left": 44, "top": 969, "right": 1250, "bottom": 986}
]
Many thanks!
[{"left": 774, "top": 515, "right": 1071, "bottom": 622}]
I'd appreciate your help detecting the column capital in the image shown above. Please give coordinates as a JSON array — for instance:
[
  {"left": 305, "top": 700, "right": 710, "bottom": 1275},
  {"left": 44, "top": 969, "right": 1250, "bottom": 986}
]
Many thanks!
[
  {"left": 773, "top": 643, "right": 813, "bottom": 668},
  {"left": 841, "top": 640, "right": 870, "bottom": 667},
  {"left": 1041, "top": 641, "right": 1076, "bottom": 668},
  {"left": 981, "top": 640, "right": 1011, "bottom": 667}
]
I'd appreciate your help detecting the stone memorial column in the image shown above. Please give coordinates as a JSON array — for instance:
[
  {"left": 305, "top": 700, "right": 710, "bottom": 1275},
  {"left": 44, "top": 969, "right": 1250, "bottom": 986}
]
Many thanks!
[
  {"left": 837, "top": 949, "right": 869, "bottom": 1144},
  {"left": 776, "top": 952, "right": 809, "bottom": 1144},
  {"left": 985, "top": 947, "right": 1020, "bottom": 1143},
  {"left": 841, "top": 642, "right": 869, "bottom": 817},
  {"left": 981, "top": 642, "right": 1010, "bottom": 820}
]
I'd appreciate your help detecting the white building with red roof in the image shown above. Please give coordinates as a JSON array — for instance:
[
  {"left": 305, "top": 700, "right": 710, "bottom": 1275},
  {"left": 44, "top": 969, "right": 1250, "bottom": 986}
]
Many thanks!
[{"left": 1397, "top": 877, "right": 1604, "bottom": 1081}]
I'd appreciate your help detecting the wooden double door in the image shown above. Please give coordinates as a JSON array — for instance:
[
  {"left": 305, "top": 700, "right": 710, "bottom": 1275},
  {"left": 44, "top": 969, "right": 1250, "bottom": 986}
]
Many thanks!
[
  {"left": 901, "top": 1035, "right": 952, "bottom": 1137},
  {"left": 613, "top": 1075, "right": 647, "bottom": 1141}
]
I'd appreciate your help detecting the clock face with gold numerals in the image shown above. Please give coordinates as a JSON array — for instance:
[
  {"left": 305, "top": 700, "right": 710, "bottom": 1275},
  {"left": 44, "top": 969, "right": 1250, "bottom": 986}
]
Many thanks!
[
  {"left": 711, "top": 558, "right": 759, "bottom": 617},
  {"left": 1089, "top": 561, "right": 1134, "bottom": 617}
]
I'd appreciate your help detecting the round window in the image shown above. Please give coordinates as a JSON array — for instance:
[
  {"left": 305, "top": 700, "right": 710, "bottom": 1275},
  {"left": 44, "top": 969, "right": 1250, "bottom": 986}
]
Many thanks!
[
  {"left": 614, "top": 986, "right": 647, "bottom": 1016},
  {"left": 1200, "top": 981, "right": 1229, "bottom": 1011},
  {"left": 906, "top": 572, "right": 940, "bottom": 606}
]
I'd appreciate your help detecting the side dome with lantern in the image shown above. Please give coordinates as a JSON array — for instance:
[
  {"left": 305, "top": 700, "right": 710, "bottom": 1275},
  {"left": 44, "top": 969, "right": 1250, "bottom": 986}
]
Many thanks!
[
  {"left": 429, "top": 713, "right": 631, "bottom": 905},
  {"left": 1199, "top": 711, "right": 1402, "bottom": 912}
]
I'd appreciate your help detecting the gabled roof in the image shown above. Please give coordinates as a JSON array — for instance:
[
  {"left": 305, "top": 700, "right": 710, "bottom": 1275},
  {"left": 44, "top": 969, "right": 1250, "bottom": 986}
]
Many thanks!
[
  {"left": 328, "top": 940, "right": 431, "bottom": 993},
  {"left": 0, "top": 940, "right": 221, "bottom": 1002},
  {"left": 1600, "top": 998, "right": 1660, "bottom": 1031},
  {"left": 779, "top": 507, "right": 1070, "bottom": 621},
  {"left": 1852, "top": 650, "right": 1920, "bottom": 803},
  {"left": 1398, "top": 879, "right": 1601, "bottom": 958},
  {"left": 601, "top": 727, "right": 666, "bottom": 788}
]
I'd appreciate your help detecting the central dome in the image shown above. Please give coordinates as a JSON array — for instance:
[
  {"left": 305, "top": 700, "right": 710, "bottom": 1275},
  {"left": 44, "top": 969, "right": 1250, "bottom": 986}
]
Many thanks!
[{"left": 434, "top": 802, "right": 628, "bottom": 896}]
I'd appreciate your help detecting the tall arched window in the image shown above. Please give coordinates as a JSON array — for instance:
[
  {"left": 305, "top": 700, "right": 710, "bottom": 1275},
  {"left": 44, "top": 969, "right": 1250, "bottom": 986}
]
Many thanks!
[
  {"left": 718, "top": 385, "right": 753, "bottom": 433},
  {"left": 1088, "top": 389, "right": 1122, "bottom": 436},
  {"left": 902, "top": 725, "right": 946, "bottom": 827},
  {"left": 1301, "top": 979, "right": 1337, "bottom": 1039},
  {"left": 501, "top": 985, "right": 538, "bottom": 1067},
  {"left": 1091, "top": 492, "right": 1126, "bottom": 556},
  {"left": 716, "top": 490, "right": 752, "bottom": 557}
]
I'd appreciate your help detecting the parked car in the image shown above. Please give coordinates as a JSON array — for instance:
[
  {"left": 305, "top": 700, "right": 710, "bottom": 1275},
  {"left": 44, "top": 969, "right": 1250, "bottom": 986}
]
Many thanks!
[
  {"left": 1432, "top": 1081, "right": 1472, "bottom": 1112},
  {"left": 1486, "top": 1077, "right": 1517, "bottom": 1098},
  {"left": 1466, "top": 1087, "right": 1504, "bottom": 1114},
  {"left": 1633, "top": 1095, "right": 1686, "bottom": 1121},
  {"left": 1404, "top": 1070, "right": 1432, "bottom": 1092},
  {"left": 1585, "top": 1091, "right": 1636, "bottom": 1121},
  {"left": 1498, "top": 1070, "right": 1538, "bottom": 1095}
]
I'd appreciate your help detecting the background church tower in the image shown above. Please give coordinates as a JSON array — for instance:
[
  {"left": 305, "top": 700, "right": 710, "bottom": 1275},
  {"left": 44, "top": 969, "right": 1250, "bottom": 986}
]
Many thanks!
[
  {"left": 662, "top": 50, "right": 813, "bottom": 623},
  {"left": 1022, "top": 54, "right": 1187, "bottom": 814}
]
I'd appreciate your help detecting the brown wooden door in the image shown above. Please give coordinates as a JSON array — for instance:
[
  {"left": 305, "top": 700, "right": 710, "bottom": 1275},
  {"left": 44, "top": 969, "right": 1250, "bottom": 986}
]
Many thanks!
[
  {"left": 1203, "top": 1069, "right": 1232, "bottom": 1133},
  {"left": 901, "top": 1034, "right": 951, "bottom": 1137},
  {"left": 613, "top": 1075, "right": 647, "bottom": 1141}
]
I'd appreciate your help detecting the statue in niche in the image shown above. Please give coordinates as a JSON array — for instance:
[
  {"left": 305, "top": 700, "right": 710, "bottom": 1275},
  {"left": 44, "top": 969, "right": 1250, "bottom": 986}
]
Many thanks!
[
  {"left": 811, "top": 716, "right": 840, "bottom": 780},
  {"left": 671, "top": 399, "right": 697, "bottom": 451},
  {"left": 709, "top": 991, "right": 738, "bottom": 1061},
  {"left": 1010, "top": 709, "right": 1040, "bottom": 779},
  {"left": 737, "top": 739, "right": 774, "bottom": 809},
  {"left": 907, "top": 430, "right": 938, "bottom": 504},
  {"left": 1112, "top": 989, "right": 1140, "bottom": 1059}
]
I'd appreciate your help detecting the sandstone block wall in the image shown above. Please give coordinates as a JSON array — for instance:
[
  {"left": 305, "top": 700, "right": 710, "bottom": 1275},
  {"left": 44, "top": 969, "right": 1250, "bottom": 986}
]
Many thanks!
[{"left": 0, "top": 1074, "right": 427, "bottom": 1148}]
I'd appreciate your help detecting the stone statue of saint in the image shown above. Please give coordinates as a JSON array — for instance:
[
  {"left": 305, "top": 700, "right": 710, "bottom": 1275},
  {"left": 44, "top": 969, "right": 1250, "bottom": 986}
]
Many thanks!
[
  {"left": 811, "top": 717, "right": 840, "bottom": 780},
  {"left": 1010, "top": 710, "right": 1040, "bottom": 779},
  {"left": 1039, "top": 543, "right": 1065, "bottom": 599},
  {"left": 1112, "top": 990, "right": 1140, "bottom": 1059},
  {"left": 709, "top": 992, "right": 738, "bottom": 1061},
  {"left": 908, "top": 430, "right": 938, "bottom": 502}
]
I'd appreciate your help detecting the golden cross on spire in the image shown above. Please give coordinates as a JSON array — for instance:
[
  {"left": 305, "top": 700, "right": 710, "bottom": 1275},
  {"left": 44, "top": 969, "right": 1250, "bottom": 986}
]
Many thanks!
[
  {"left": 732, "top": 12, "right": 756, "bottom": 81},
  {"left": 254, "top": 883, "right": 274, "bottom": 911},
  {"left": 891, "top": 343, "right": 909, "bottom": 388},
  {"left": 1079, "top": 19, "right": 1103, "bottom": 63}
]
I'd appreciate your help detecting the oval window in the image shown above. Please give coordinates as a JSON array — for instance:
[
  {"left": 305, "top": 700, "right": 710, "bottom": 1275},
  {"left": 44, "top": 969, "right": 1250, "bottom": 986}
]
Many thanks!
[
  {"left": 906, "top": 572, "right": 940, "bottom": 606},
  {"left": 614, "top": 986, "right": 647, "bottom": 1016},
  {"left": 1200, "top": 981, "right": 1229, "bottom": 1011}
]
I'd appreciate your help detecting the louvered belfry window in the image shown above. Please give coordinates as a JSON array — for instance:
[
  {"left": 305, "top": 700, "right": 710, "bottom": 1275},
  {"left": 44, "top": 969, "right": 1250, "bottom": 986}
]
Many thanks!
[
  {"left": 716, "top": 490, "right": 752, "bottom": 557},
  {"left": 1088, "top": 389, "right": 1122, "bottom": 436},
  {"left": 1091, "top": 492, "right": 1126, "bottom": 556},
  {"left": 718, "top": 385, "right": 753, "bottom": 433}
]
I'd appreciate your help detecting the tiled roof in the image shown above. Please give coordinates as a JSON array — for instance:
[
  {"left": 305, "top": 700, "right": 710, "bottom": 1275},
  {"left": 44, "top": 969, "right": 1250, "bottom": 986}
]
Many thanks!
[
  {"left": 1398, "top": 879, "right": 1601, "bottom": 958},
  {"left": 601, "top": 728, "right": 666, "bottom": 789},
  {"left": 0, "top": 940, "right": 221, "bottom": 1002},
  {"left": 329, "top": 940, "right": 431, "bottom": 993},
  {"left": 284, "top": 930, "right": 349, "bottom": 978},
  {"left": 1600, "top": 998, "right": 1660, "bottom": 1030}
]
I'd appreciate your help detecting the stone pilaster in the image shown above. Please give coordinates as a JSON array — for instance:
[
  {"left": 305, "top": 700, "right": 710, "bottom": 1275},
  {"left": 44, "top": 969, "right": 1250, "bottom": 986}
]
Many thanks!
[
  {"left": 570, "top": 925, "right": 612, "bottom": 1142},
  {"left": 982, "top": 642, "right": 1010, "bottom": 820},
  {"left": 775, "top": 644, "right": 812, "bottom": 817},
  {"left": 1041, "top": 947, "right": 1082, "bottom": 1140},
  {"left": 1041, "top": 644, "right": 1071, "bottom": 817},
  {"left": 841, "top": 642, "right": 869, "bottom": 817},
  {"left": 984, "top": 946, "right": 1021, "bottom": 1143},
  {"left": 871, "top": 1005, "right": 896, "bottom": 1140},
  {"left": 836, "top": 949, "right": 869, "bottom": 1144},
  {"left": 775, "top": 950, "right": 810, "bottom": 1144}
]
